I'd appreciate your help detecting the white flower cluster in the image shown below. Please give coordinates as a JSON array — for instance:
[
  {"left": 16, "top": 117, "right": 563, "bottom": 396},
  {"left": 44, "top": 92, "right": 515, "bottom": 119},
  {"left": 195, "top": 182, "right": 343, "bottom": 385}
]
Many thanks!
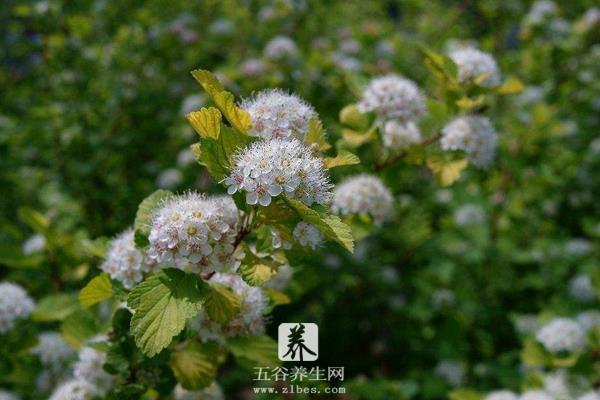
[
  {"left": 440, "top": 115, "right": 498, "bottom": 168},
  {"left": 0, "top": 282, "right": 35, "bottom": 334},
  {"left": 148, "top": 194, "right": 240, "bottom": 274},
  {"left": 454, "top": 203, "right": 486, "bottom": 226},
  {"left": 174, "top": 383, "right": 224, "bottom": 400},
  {"left": 73, "top": 345, "right": 114, "bottom": 394},
  {"left": 240, "top": 58, "right": 267, "bottom": 78},
  {"left": 196, "top": 273, "right": 266, "bottom": 341},
  {"left": 22, "top": 234, "right": 46, "bottom": 255},
  {"left": 264, "top": 36, "right": 298, "bottom": 60},
  {"left": 536, "top": 317, "right": 586, "bottom": 353},
  {"left": 225, "top": 138, "right": 332, "bottom": 207},
  {"left": 332, "top": 174, "right": 394, "bottom": 225},
  {"left": 266, "top": 264, "right": 293, "bottom": 292},
  {"left": 576, "top": 310, "right": 600, "bottom": 333},
  {"left": 524, "top": 0, "right": 558, "bottom": 26},
  {"left": 569, "top": 274, "right": 597, "bottom": 303},
  {"left": 520, "top": 390, "right": 554, "bottom": 400},
  {"left": 579, "top": 391, "right": 600, "bottom": 400},
  {"left": 100, "top": 229, "right": 155, "bottom": 289},
  {"left": 448, "top": 47, "right": 501, "bottom": 88},
  {"left": 31, "top": 332, "right": 75, "bottom": 372},
  {"left": 241, "top": 90, "right": 317, "bottom": 141},
  {"left": 0, "top": 390, "right": 19, "bottom": 400},
  {"left": 358, "top": 75, "right": 426, "bottom": 123},
  {"left": 434, "top": 360, "right": 465, "bottom": 387},
  {"left": 48, "top": 380, "right": 99, "bottom": 400},
  {"left": 484, "top": 390, "right": 518, "bottom": 400},
  {"left": 293, "top": 222, "right": 323, "bottom": 250},
  {"left": 383, "top": 120, "right": 422, "bottom": 150}
]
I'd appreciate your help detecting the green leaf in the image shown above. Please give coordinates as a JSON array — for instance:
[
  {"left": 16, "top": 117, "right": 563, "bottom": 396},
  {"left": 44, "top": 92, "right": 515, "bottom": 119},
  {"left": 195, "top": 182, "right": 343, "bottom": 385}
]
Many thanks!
[
  {"left": 203, "top": 282, "right": 241, "bottom": 324},
  {"left": 521, "top": 338, "right": 550, "bottom": 367},
  {"left": 213, "top": 91, "right": 253, "bottom": 134},
  {"left": 449, "top": 389, "right": 483, "bottom": 400},
  {"left": 133, "top": 190, "right": 173, "bottom": 247},
  {"left": 339, "top": 104, "right": 369, "bottom": 131},
  {"left": 61, "top": 309, "right": 100, "bottom": 348},
  {"left": 227, "top": 335, "right": 280, "bottom": 367},
  {"left": 17, "top": 207, "right": 50, "bottom": 233},
  {"left": 186, "top": 107, "right": 222, "bottom": 139},
  {"left": 191, "top": 69, "right": 225, "bottom": 97},
  {"left": 426, "top": 156, "right": 468, "bottom": 187},
  {"left": 284, "top": 198, "right": 354, "bottom": 252},
  {"left": 455, "top": 96, "right": 485, "bottom": 112},
  {"left": 170, "top": 340, "right": 224, "bottom": 390},
  {"left": 304, "top": 118, "right": 331, "bottom": 151},
  {"left": 497, "top": 76, "right": 525, "bottom": 95},
  {"left": 237, "top": 245, "right": 279, "bottom": 286},
  {"left": 32, "top": 294, "right": 80, "bottom": 322},
  {"left": 79, "top": 273, "right": 113, "bottom": 307},
  {"left": 419, "top": 99, "right": 448, "bottom": 134},
  {"left": 324, "top": 150, "right": 360, "bottom": 169},
  {"left": 128, "top": 269, "right": 205, "bottom": 357},
  {"left": 264, "top": 287, "right": 291, "bottom": 306},
  {"left": 341, "top": 128, "right": 376, "bottom": 148}
]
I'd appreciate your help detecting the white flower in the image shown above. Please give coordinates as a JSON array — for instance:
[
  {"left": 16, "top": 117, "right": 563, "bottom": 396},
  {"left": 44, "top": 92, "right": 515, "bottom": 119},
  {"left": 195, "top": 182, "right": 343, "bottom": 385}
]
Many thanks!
[
  {"left": 0, "top": 390, "right": 19, "bottom": 400},
  {"left": 434, "top": 360, "right": 465, "bottom": 387},
  {"left": 579, "top": 8, "right": 600, "bottom": 31},
  {"left": 100, "top": 229, "right": 157, "bottom": 289},
  {"left": 48, "top": 379, "right": 99, "bottom": 400},
  {"left": 536, "top": 318, "right": 586, "bottom": 353},
  {"left": 240, "top": 58, "right": 267, "bottom": 78},
  {"left": 156, "top": 168, "right": 183, "bottom": 189},
  {"left": 440, "top": 115, "right": 498, "bottom": 168},
  {"left": 564, "top": 239, "right": 592, "bottom": 256},
  {"left": 31, "top": 332, "right": 75, "bottom": 372},
  {"left": 266, "top": 264, "right": 293, "bottom": 292},
  {"left": 208, "top": 19, "right": 234, "bottom": 36},
  {"left": 383, "top": 120, "right": 422, "bottom": 150},
  {"left": 148, "top": 193, "right": 240, "bottom": 274},
  {"left": 174, "top": 383, "right": 224, "bottom": 400},
  {"left": 454, "top": 204, "right": 486, "bottom": 226},
  {"left": 524, "top": 0, "right": 558, "bottom": 26},
  {"left": 432, "top": 289, "right": 456, "bottom": 308},
  {"left": 195, "top": 273, "right": 266, "bottom": 341},
  {"left": 177, "top": 148, "right": 196, "bottom": 167},
  {"left": 264, "top": 36, "right": 298, "bottom": 60},
  {"left": 358, "top": 75, "right": 426, "bottom": 122},
  {"left": 271, "top": 228, "right": 292, "bottom": 250},
  {"left": 520, "top": 390, "right": 554, "bottom": 400},
  {"left": 241, "top": 90, "right": 317, "bottom": 141},
  {"left": 22, "top": 234, "right": 46, "bottom": 255},
  {"left": 485, "top": 390, "right": 518, "bottom": 400},
  {"left": 73, "top": 346, "right": 114, "bottom": 394},
  {"left": 448, "top": 47, "right": 501, "bottom": 88},
  {"left": 225, "top": 138, "right": 332, "bottom": 207},
  {"left": 293, "top": 222, "right": 323, "bottom": 250},
  {"left": 576, "top": 310, "right": 600, "bottom": 332},
  {"left": 332, "top": 174, "right": 394, "bottom": 225},
  {"left": 578, "top": 391, "right": 600, "bottom": 400},
  {"left": 569, "top": 274, "right": 597, "bottom": 303},
  {"left": 0, "top": 282, "right": 35, "bottom": 334}
]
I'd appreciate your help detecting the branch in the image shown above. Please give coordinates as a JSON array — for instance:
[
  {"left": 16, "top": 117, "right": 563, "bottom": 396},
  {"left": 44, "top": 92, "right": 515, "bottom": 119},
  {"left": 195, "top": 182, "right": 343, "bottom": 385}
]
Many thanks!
[{"left": 374, "top": 133, "right": 441, "bottom": 171}]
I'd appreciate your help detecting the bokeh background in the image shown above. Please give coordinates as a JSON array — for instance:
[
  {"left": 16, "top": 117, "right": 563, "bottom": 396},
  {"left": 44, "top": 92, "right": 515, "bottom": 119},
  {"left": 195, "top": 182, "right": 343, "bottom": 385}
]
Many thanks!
[{"left": 1, "top": 0, "right": 599, "bottom": 399}]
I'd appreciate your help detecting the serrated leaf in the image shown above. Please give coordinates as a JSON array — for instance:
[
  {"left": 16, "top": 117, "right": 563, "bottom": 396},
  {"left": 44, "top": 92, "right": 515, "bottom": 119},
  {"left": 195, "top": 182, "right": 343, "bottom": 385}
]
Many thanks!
[
  {"left": 191, "top": 69, "right": 224, "bottom": 97},
  {"left": 324, "top": 150, "right": 360, "bottom": 169},
  {"left": 264, "top": 287, "right": 291, "bottom": 306},
  {"left": 238, "top": 244, "right": 278, "bottom": 286},
  {"left": 134, "top": 190, "right": 173, "bottom": 247},
  {"left": 213, "top": 91, "right": 252, "bottom": 134},
  {"left": 32, "top": 294, "right": 80, "bottom": 321},
  {"left": 170, "top": 340, "right": 223, "bottom": 390},
  {"left": 17, "top": 207, "right": 50, "bottom": 233},
  {"left": 497, "top": 76, "right": 524, "bottom": 95},
  {"left": 227, "top": 335, "right": 280, "bottom": 367},
  {"left": 284, "top": 198, "right": 354, "bottom": 252},
  {"left": 304, "top": 118, "right": 331, "bottom": 151},
  {"left": 186, "top": 107, "right": 221, "bottom": 139},
  {"left": 128, "top": 269, "right": 205, "bottom": 357},
  {"left": 79, "top": 273, "right": 113, "bottom": 307},
  {"left": 426, "top": 156, "right": 468, "bottom": 187},
  {"left": 61, "top": 309, "right": 100, "bottom": 348},
  {"left": 339, "top": 104, "right": 369, "bottom": 130},
  {"left": 204, "top": 282, "right": 241, "bottom": 324}
]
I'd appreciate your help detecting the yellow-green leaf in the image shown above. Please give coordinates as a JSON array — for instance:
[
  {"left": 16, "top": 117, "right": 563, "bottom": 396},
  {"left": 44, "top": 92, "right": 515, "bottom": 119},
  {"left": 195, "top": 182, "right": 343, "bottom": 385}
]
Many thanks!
[
  {"left": 227, "top": 335, "right": 280, "bottom": 367},
  {"left": 324, "top": 150, "right": 360, "bottom": 169},
  {"left": 341, "top": 128, "right": 375, "bottom": 148},
  {"left": 213, "top": 91, "right": 252, "bottom": 134},
  {"left": 186, "top": 107, "right": 221, "bottom": 139},
  {"left": 60, "top": 310, "right": 100, "bottom": 348},
  {"left": 339, "top": 104, "right": 369, "bottom": 130},
  {"left": 264, "top": 287, "right": 291, "bottom": 306},
  {"left": 497, "top": 76, "right": 525, "bottom": 95},
  {"left": 134, "top": 190, "right": 173, "bottom": 247},
  {"left": 170, "top": 340, "right": 224, "bottom": 390},
  {"left": 32, "top": 294, "right": 80, "bottom": 322},
  {"left": 426, "top": 156, "right": 468, "bottom": 187},
  {"left": 304, "top": 118, "right": 331, "bottom": 151},
  {"left": 449, "top": 389, "right": 483, "bottom": 400},
  {"left": 79, "top": 273, "right": 113, "bottom": 307},
  {"left": 455, "top": 96, "right": 485, "bottom": 111},
  {"left": 204, "top": 282, "right": 241, "bottom": 324},
  {"left": 191, "top": 69, "right": 224, "bottom": 98}
]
